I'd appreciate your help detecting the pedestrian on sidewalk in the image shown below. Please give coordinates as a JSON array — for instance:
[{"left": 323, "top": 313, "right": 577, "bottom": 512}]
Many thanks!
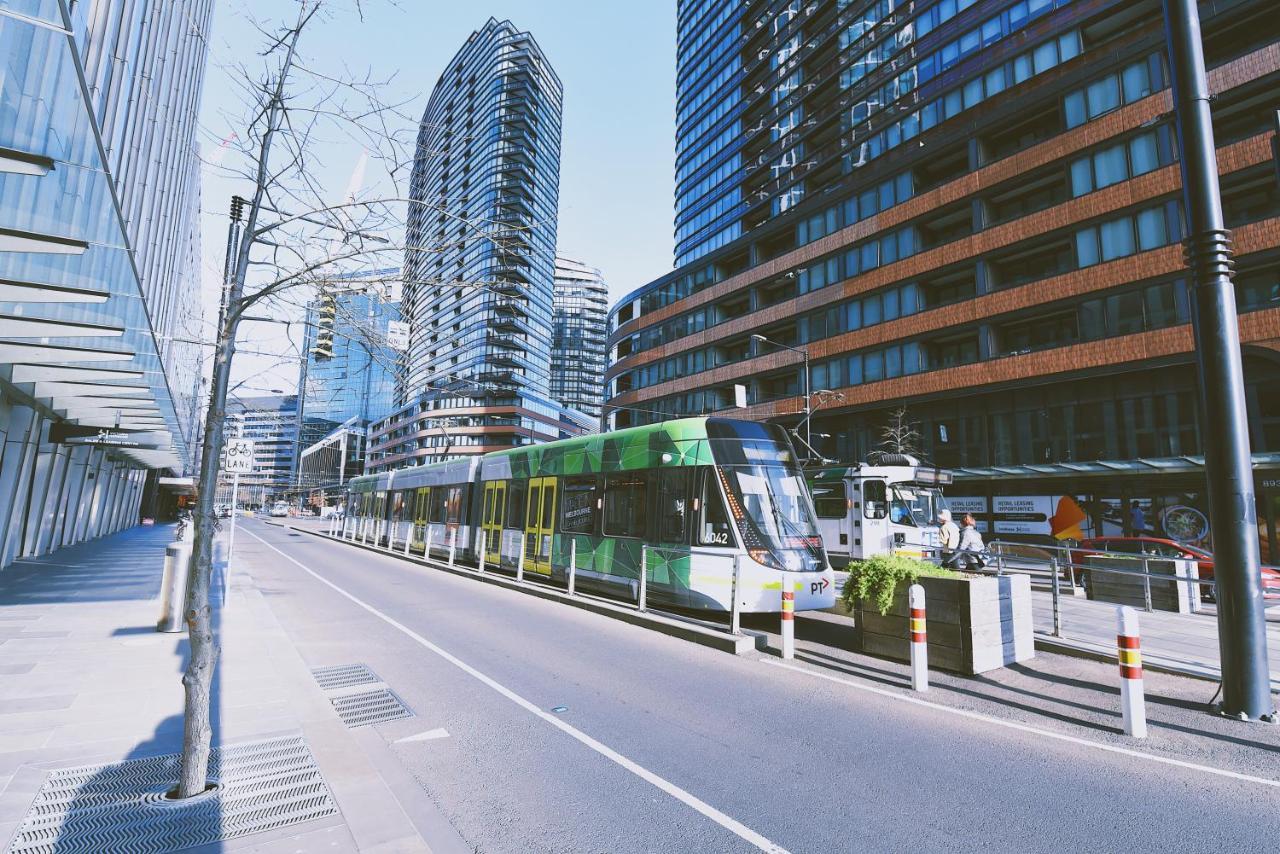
[
  {"left": 955, "top": 514, "right": 986, "bottom": 571},
  {"left": 938, "top": 508, "right": 960, "bottom": 567}
]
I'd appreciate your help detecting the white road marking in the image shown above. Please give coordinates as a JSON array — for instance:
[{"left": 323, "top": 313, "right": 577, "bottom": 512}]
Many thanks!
[
  {"left": 762, "top": 658, "right": 1280, "bottom": 789},
  {"left": 242, "top": 527, "right": 789, "bottom": 854},
  {"left": 394, "top": 727, "right": 450, "bottom": 744}
]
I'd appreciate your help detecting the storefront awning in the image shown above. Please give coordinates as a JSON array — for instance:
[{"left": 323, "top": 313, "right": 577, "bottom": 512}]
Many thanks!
[{"left": 951, "top": 453, "right": 1280, "bottom": 481}]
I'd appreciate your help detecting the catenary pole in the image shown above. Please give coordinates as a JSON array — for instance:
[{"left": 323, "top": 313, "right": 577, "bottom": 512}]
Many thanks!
[{"left": 1162, "top": 0, "right": 1274, "bottom": 721}]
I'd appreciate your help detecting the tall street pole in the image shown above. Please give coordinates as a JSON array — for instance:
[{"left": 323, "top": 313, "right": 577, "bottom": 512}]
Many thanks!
[{"left": 1162, "top": 0, "right": 1274, "bottom": 721}]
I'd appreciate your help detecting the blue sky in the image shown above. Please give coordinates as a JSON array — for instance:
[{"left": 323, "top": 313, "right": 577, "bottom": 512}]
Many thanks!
[{"left": 198, "top": 0, "right": 676, "bottom": 392}]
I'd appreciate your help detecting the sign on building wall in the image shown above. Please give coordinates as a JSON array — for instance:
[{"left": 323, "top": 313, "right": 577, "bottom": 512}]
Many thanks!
[{"left": 386, "top": 320, "right": 410, "bottom": 351}]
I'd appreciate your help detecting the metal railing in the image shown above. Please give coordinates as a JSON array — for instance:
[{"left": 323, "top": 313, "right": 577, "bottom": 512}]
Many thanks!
[{"left": 973, "top": 540, "right": 1212, "bottom": 638}]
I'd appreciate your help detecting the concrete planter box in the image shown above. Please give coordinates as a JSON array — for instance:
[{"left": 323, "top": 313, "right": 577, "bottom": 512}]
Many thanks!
[
  {"left": 844, "top": 574, "right": 1034, "bottom": 675},
  {"left": 1085, "top": 557, "right": 1200, "bottom": 613}
]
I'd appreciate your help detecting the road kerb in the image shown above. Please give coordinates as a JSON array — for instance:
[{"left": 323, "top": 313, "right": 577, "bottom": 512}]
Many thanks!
[{"left": 278, "top": 523, "right": 761, "bottom": 656}]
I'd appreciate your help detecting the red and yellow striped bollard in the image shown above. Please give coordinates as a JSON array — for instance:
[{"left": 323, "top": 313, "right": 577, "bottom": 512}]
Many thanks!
[
  {"left": 1116, "top": 605, "right": 1147, "bottom": 737},
  {"left": 909, "top": 583, "right": 928, "bottom": 692},
  {"left": 780, "top": 576, "right": 795, "bottom": 660}
]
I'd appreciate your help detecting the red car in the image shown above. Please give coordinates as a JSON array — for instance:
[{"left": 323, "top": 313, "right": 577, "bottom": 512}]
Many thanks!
[{"left": 1071, "top": 536, "right": 1280, "bottom": 601}]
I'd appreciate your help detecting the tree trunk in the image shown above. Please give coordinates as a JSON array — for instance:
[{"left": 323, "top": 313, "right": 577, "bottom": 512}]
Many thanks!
[
  {"left": 177, "top": 321, "right": 234, "bottom": 797},
  {"left": 174, "top": 2, "right": 310, "bottom": 799}
]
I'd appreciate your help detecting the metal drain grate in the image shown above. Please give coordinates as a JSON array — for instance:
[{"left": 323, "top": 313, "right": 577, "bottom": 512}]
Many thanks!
[
  {"left": 6, "top": 735, "right": 336, "bottom": 854},
  {"left": 311, "top": 662, "right": 380, "bottom": 691},
  {"left": 330, "top": 688, "right": 413, "bottom": 727}
]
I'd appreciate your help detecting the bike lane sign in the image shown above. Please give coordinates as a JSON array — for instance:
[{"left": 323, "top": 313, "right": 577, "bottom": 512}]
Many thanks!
[{"left": 223, "top": 439, "right": 255, "bottom": 474}]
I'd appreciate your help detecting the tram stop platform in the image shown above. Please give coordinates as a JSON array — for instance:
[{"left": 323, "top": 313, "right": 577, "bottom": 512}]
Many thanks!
[{"left": 0, "top": 522, "right": 467, "bottom": 853}]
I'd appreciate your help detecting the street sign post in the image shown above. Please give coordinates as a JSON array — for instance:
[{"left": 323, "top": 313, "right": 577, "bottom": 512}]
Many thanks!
[{"left": 221, "top": 439, "right": 255, "bottom": 601}]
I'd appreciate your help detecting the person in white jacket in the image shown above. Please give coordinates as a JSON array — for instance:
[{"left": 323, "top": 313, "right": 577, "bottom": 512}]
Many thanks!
[{"left": 938, "top": 509, "right": 960, "bottom": 566}]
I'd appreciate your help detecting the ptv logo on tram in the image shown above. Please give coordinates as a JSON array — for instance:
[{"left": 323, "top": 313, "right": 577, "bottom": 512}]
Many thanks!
[{"left": 810, "top": 578, "right": 830, "bottom": 596}]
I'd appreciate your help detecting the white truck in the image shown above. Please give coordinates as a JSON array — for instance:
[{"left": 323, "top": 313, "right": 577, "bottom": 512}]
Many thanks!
[{"left": 806, "top": 453, "right": 953, "bottom": 568}]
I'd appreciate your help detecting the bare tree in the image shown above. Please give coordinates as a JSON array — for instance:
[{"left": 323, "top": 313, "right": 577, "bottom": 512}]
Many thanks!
[
  {"left": 879, "top": 406, "right": 921, "bottom": 457},
  {"left": 178, "top": 0, "right": 537, "bottom": 797}
]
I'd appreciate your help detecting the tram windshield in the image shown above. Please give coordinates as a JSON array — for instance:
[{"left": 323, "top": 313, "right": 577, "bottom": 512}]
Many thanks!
[
  {"left": 707, "top": 419, "right": 825, "bottom": 572},
  {"left": 890, "top": 485, "right": 947, "bottom": 527}
]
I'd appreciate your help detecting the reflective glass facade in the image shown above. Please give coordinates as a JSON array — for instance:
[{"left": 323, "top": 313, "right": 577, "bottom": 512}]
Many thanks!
[
  {"left": 0, "top": 0, "right": 211, "bottom": 566},
  {"left": 403, "top": 17, "right": 562, "bottom": 401},
  {"left": 608, "top": 0, "right": 1280, "bottom": 530},
  {"left": 674, "top": 0, "right": 745, "bottom": 266},
  {"left": 550, "top": 257, "right": 608, "bottom": 422},
  {"left": 295, "top": 272, "right": 400, "bottom": 496}
]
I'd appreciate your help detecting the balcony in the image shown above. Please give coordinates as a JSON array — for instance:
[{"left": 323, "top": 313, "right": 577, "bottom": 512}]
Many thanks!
[
  {"left": 491, "top": 297, "right": 528, "bottom": 317},
  {"left": 486, "top": 333, "right": 523, "bottom": 350}
]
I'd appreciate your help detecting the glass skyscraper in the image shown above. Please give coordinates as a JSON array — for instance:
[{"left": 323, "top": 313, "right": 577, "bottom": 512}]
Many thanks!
[
  {"left": 373, "top": 18, "right": 592, "bottom": 471},
  {"left": 550, "top": 257, "right": 608, "bottom": 423},
  {"left": 674, "top": 0, "right": 747, "bottom": 267},
  {"left": 0, "top": 0, "right": 212, "bottom": 565},
  {"left": 295, "top": 272, "right": 400, "bottom": 499},
  {"left": 402, "top": 17, "right": 562, "bottom": 400}
]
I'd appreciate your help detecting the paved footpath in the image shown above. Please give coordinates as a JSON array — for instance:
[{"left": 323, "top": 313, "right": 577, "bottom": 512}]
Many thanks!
[
  {"left": 248, "top": 519, "right": 1277, "bottom": 853},
  {"left": 0, "top": 522, "right": 468, "bottom": 853}
]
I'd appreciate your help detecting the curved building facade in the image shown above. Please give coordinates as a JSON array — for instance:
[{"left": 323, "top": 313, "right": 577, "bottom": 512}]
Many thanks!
[{"left": 403, "top": 17, "right": 562, "bottom": 400}]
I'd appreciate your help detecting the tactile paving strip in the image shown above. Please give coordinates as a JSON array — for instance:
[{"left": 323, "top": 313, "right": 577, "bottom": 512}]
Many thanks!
[
  {"left": 311, "top": 662, "right": 380, "bottom": 691},
  {"left": 6, "top": 735, "right": 336, "bottom": 854},
  {"left": 330, "top": 688, "right": 413, "bottom": 727}
]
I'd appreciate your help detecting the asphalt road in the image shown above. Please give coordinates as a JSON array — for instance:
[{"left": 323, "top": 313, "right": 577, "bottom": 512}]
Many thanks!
[{"left": 237, "top": 520, "right": 1279, "bottom": 853}]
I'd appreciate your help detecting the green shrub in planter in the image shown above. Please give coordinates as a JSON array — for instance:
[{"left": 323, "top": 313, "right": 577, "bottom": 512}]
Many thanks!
[{"left": 841, "top": 555, "right": 962, "bottom": 616}]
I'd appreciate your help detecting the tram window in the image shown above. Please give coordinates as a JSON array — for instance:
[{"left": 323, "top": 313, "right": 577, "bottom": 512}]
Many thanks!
[
  {"left": 697, "top": 469, "right": 733, "bottom": 546},
  {"left": 527, "top": 485, "right": 541, "bottom": 528},
  {"left": 445, "top": 487, "right": 463, "bottom": 524},
  {"left": 507, "top": 481, "right": 527, "bottom": 529},
  {"left": 561, "top": 477, "right": 597, "bottom": 534},
  {"left": 864, "top": 479, "right": 888, "bottom": 519},
  {"left": 429, "top": 488, "right": 447, "bottom": 523},
  {"left": 542, "top": 485, "right": 555, "bottom": 529},
  {"left": 657, "top": 468, "right": 691, "bottom": 543},
  {"left": 813, "top": 482, "right": 847, "bottom": 518},
  {"left": 603, "top": 472, "right": 649, "bottom": 538}
]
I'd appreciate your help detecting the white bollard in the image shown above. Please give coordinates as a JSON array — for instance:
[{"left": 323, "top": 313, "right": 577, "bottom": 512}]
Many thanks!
[
  {"left": 448, "top": 527, "right": 457, "bottom": 566},
  {"left": 1116, "top": 606, "right": 1147, "bottom": 737},
  {"left": 729, "top": 556, "right": 742, "bottom": 635},
  {"left": 425, "top": 525, "right": 434, "bottom": 561},
  {"left": 405, "top": 523, "right": 413, "bottom": 557},
  {"left": 638, "top": 546, "right": 648, "bottom": 612},
  {"left": 384, "top": 520, "right": 395, "bottom": 552},
  {"left": 567, "top": 539, "right": 577, "bottom": 596},
  {"left": 909, "top": 583, "right": 928, "bottom": 692},
  {"left": 478, "top": 532, "right": 486, "bottom": 574},
  {"left": 780, "top": 573, "right": 795, "bottom": 659},
  {"left": 517, "top": 533, "right": 527, "bottom": 583}
]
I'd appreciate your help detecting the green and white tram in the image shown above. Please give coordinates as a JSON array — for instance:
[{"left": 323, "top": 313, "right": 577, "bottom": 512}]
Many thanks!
[{"left": 345, "top": 417, "right": 836, "bottom": 613}]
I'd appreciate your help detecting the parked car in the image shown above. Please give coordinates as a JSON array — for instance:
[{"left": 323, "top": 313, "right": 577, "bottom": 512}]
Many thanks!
[
  {"left": 215, "top": 504, "right": 232, "bottom": 518},
  {"left": 269, "top": 502, "right": 290, "bottom": 518},
  {"left": 1070, "top": 536, "right": 1280, "bottom": 601}
]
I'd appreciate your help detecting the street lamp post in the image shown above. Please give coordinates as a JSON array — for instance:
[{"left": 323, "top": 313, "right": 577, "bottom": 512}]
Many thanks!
[
  {"left": 752, "top": 334, "right": 812, "bottom": 458},
  {"left": 1162, "top": 0, "right": 1273, "bottom": 721}
]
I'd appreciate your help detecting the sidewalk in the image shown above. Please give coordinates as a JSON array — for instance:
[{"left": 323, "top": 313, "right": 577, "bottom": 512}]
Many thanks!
[
  {"left": 0, "top": 523, "right": 465, "bottom": 853},
  {"left": 1030, "top": 588, "right": 1280, "bottom": 690}
]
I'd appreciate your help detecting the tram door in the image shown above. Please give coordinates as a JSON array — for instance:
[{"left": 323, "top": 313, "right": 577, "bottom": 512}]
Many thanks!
[
  {"left": 524, "top": 476, "right": 557, "bottom": 576},
  {"left": 412, "top": 488, "right": 429, "bottom": 548},
  {"left": 482, "top": 481, "right": 506, "bottom": 565}
]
